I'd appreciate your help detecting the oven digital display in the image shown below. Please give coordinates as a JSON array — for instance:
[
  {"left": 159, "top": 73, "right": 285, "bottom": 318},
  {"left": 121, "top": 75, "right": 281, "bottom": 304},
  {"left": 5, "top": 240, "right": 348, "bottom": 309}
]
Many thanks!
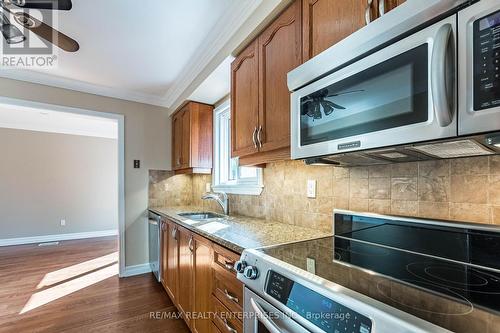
[
  {"left": 266, "top": 271, "right": 372, "bottom": 333},
  {"left": 473, "top": 9, "right": 500, "bottom": 111}
]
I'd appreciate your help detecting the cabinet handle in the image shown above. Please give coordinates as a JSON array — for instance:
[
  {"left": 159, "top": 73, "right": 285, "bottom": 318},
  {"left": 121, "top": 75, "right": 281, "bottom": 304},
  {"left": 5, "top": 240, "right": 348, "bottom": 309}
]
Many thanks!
[
  {"left": 365, "top": 0, "right": 373, "bottom": 25},
  {"left": 171, "top": 227, "right": 178, "bottom": 240},
  {"left": 224, "top": 289, "right": 239, "bottom": 303},
  {"left": 224, "top": 260, "right": 235, "bottom": 271},
  {"left": 257, "top": 125, "right": 263, "bottom": 148},
  {"left": 378, "top": 0, "right": 385, "bottom": 16},
  {"left": 223, "top": 318, "right": 238, "bottom": 333},
  {"left": 252, "top": 126, "right": 258, "bottom": 148},
  {"left": 161, "top": 221, "right": 166, "bottom": 231},
  {"left": 188, "top": 236, "right": 194, "bottom": 252}
]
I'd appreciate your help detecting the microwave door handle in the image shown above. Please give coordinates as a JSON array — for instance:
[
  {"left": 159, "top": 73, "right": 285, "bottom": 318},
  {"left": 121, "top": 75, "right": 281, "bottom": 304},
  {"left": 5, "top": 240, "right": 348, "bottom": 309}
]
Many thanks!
[
  {"left": 431, "top": 23, "right": 454, "bottom": 127},
  {"left": 250, "top": 298, "right": 282, "bottom": 333}
]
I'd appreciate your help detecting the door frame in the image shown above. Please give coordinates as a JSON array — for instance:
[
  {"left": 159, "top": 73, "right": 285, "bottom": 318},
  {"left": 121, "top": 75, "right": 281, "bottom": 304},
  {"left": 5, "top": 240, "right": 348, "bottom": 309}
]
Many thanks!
[{"left": 0, "top": 96, "right": 126, "bottom": 277}]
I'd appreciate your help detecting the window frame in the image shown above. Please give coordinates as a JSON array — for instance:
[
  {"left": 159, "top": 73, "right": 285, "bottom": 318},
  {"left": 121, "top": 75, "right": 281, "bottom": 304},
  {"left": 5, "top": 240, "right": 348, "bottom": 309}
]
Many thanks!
[{"left": 212, "top": 99, "right": 263, "bottom": 195}]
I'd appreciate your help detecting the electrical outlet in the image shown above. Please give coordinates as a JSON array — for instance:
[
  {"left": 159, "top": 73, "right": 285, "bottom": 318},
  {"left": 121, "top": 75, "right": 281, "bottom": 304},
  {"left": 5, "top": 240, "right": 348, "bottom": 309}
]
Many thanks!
[
  {"left": 205, "top": 183, "right": 211, "bottom": 193},
  {"left": 306, "top": 257, "right": 316, "bottom": 274},
  {"left": 60, "top": 219, "right": 66, "bottom": 227},
  {"left": 307, "top": 180, "right": 316, "bottom": 198}
]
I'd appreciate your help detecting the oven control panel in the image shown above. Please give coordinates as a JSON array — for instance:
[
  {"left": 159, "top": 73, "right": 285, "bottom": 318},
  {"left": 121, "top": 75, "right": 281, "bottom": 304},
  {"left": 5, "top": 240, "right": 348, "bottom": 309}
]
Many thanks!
[
  {"left": 473, "top": 9, "right": 500, "bottom": 111},
  {"left": 266, "top": 270, "right": 372, "bottom": 333}
]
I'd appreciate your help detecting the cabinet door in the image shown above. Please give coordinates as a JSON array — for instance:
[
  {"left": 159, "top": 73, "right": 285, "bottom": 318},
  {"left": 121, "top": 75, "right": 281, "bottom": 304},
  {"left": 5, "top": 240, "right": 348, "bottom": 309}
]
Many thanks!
[
  {"left": 231, "top": 39, "right": 259, "bottom": 158},
  {"left": 302, "top": 0, "right": 371, "bottom": 60},
  {"left": 192, "top": 235, "right": 213, "bottom": 333},
  {"left": 180, "top": 108, "right": 191, "bottom": 169},
  {"left": 177, "top": 228, "right": 194, "bottom": 327},
  {"left": 258, "top": 0, "right": 302, "bottom": 153},
  {"left": 163, "top": 221, "right": 179, "bottom": 302},
  {"left": 172, "top": 112, "right": 183, "bottom": 170},
  {"left": 384, "top": 0, "right": 405, "bottom": 13}
]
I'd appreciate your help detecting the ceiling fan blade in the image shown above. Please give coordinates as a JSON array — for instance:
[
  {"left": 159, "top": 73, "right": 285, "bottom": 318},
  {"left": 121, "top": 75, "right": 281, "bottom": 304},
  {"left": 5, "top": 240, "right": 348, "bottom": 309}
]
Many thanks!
[
  {"left": 327, "top": 89, "right": 365, "bottom": 98},
  {"left": 320, "top": 101, "right": 335, "bottom": 116},
  {"left": 323, "top": 100, "right": 346, "bottom": 110},
  {"left": 11, "top": 0, "right": 72, "bottom": 10},
  {"left": 0, "top": 13, "right": 26, "bottom": 44},
  {"left": 13, "top": 12, "right": 79, "bottom": 52}
]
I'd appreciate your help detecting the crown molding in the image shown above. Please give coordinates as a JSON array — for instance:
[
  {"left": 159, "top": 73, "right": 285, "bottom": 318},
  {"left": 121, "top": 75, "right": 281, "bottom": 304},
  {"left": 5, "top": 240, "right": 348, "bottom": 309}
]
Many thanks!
[
  {"left": 0, "top": 69, "right": 171, "bottom": 107},
  {"left": 161, "top": 0, "right": 263, "bottom": 110}
]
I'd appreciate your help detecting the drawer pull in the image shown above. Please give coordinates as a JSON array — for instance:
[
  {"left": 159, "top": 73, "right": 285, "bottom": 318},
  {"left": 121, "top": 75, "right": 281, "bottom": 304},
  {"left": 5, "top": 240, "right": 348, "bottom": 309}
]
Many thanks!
[
  {"left": 224, "top": 289, "right": 239, "bottom": 303},
  {"left": 223, "top": 318, "right": 238, "bottom": 333},
  {"left": 224, "top": 260, "right": 235, "bottom": 271}
]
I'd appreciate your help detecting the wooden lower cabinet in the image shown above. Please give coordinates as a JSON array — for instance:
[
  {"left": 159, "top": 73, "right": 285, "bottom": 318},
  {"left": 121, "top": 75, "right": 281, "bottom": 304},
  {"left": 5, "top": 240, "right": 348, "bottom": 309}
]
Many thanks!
[
  {"left": 193, "top": 234, "right": 213, "bottom": 333},
  {"left": 178, "top": 227, "right": 194, "bottom": 328},
  {"left": 161, "top": 220, "right": 243, "bottom": 333}
]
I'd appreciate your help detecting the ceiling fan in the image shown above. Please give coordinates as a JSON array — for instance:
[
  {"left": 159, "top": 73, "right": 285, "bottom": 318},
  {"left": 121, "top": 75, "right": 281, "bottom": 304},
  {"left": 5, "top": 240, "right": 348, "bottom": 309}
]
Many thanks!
[
  {"left": 0, "top": 0, "right": 79, "bottom": 52},
  {"left": 301, "top": 88, "right": 365, "bottom": 120}
]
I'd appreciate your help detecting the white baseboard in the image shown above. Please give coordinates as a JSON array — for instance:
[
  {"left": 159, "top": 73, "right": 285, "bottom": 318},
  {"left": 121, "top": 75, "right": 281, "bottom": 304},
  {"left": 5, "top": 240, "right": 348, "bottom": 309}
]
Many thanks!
[
  {"left": 0, "top": 229, "right": 118, "bottom": 247},
  {"left": 122, "top": 263, "right": 152, "bottom": 277}
]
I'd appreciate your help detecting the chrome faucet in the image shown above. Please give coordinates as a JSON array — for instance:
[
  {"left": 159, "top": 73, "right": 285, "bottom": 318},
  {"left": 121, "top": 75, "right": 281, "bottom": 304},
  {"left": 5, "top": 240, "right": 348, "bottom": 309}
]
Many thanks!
[{"left": 201, "top": 191, "right": 229, "bottom": 215}]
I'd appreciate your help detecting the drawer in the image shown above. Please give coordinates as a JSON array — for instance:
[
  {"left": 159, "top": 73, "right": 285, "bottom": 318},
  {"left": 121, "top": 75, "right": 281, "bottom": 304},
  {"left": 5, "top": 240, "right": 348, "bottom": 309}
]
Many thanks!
[
  {"left": 213, "top": 269, "right": 244, "bottom": 313},
  {"left": 213, "top": 243, "right": 239, "bottom": 276},
  {"left": 212, "top": 296, "right": 243, "bottom": 333}
]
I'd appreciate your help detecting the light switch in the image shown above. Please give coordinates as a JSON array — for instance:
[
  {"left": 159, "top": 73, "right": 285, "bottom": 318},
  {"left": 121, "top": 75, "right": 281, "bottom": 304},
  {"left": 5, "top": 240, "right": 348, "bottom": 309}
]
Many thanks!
[
  {"left": 60, "top": 219, "right": 66, "bottom": 226},
  {"left": 307, "top": 180, "right": 316, "bottom": 198},
  {"left": 133, "top": 160, "right": 140, "bottom": 169}
]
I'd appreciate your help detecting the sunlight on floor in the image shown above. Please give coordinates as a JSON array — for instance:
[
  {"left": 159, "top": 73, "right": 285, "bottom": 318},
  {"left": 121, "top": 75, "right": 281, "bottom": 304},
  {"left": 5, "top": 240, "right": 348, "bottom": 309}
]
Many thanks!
[
  {"left": 36, "top": 252, "right": 118, "bottom": 289},
  {"left": 20, "top": 263, "right": 118, "bottom": 314}
]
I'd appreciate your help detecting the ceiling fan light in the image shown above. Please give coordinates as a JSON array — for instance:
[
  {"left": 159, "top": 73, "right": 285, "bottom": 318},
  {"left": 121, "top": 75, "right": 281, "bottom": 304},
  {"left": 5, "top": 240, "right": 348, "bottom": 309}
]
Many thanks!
[{"left": 1, "top": 24, "right": 26, "bottom": 44}]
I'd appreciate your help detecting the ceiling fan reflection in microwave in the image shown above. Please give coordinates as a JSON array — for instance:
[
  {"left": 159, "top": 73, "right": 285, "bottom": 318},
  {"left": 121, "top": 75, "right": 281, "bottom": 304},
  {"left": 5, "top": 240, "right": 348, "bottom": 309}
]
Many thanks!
[
  {"left": 0, "top": 0, "right": 79, "bottom": 52},
  {"left": 300, "top": 89, "right": 364, "bottom": 120}
]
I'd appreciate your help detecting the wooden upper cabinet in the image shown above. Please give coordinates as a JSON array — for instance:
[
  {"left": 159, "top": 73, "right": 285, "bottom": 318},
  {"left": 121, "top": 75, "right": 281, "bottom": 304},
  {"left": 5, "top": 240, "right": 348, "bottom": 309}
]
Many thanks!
[
  {"left": 231, "top": 39, "right": 259, "bottom": 158},
  {"left": 258, "top": 0, "right": 302, "bottom": 154},
  {"left": 171, "top": 101, "right": 213, "bottom": 174},
  {"left": 384, "top": 0, "right": 406, "bottom": 13},
  {"left": 302, "top": 0, "right": 375, "bottom": 60},
  {"left": 231, "top": 0, "right": 301, "bottom": 165}
]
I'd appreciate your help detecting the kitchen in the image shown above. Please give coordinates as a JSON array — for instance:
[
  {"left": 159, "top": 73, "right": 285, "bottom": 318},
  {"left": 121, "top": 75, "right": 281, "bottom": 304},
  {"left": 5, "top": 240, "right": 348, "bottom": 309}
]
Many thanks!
[
  {"left": 148, "top": 0, "right": 500, "bottom": 333},
  {"left": 0, "top": 0, "right": 498, "bottom": 332}
]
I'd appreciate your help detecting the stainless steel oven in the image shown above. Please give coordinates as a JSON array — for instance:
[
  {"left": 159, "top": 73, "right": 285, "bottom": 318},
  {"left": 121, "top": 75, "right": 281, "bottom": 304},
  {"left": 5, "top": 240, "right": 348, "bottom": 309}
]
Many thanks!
[
  {"left": 289, "top": 0, "right": 500, "bottom": 163},
  {"left": 244, "top": 288, "right": 310, "bottom": 333}
]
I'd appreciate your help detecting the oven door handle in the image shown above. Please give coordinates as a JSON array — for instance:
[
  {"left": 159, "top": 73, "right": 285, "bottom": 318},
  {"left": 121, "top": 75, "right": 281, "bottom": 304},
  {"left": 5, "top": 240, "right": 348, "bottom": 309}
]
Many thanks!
[
  {"left": 431, "top": 23, "right": 454, "bottom": 128},
  {"left": 250, "top": 298, "right": 282, "bottom": 333}
]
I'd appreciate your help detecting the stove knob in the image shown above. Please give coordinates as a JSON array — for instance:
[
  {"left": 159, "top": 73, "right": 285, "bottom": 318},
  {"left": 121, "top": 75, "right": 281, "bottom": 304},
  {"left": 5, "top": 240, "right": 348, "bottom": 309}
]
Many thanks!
[
  {"left": 243, "top": 266, "right": 259, "bottom": 280},
  {"left": 234, "top": 260, "right": 247, "bottom": 273}
]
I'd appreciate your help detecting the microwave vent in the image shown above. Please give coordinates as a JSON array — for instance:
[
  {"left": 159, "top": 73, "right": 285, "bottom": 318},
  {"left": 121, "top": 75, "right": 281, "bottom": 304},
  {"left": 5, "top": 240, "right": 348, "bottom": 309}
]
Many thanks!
[
  {"left": 324, "top": 153, "right": 388, "bottom": 166},
  {"left": 410, "top": 140, "right": 494, "bottom": 158}
]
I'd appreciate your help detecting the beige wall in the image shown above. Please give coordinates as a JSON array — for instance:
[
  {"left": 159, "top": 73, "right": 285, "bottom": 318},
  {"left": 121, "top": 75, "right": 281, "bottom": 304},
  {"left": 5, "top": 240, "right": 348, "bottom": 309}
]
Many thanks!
[
  {"left": 0, "top": 128, "right": 118, "bottom": 238},
  {"left": 191, "top": 157, "right": 500, "bottom": 231},
  {"left": 0, "top": 77, "right": 171, "bottom": 266}
]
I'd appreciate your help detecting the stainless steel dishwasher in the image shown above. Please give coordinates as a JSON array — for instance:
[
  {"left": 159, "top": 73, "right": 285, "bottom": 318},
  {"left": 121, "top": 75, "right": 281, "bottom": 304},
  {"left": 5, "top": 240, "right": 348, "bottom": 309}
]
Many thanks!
[{"left": 148, "top": 211, "right": 162, "bottom": 282}]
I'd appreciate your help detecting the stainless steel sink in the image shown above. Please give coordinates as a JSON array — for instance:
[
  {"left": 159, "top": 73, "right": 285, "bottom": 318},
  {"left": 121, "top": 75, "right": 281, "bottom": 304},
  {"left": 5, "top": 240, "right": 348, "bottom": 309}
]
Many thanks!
[{"left": 178, "top": 212, "right": 225, "bottom": 220}]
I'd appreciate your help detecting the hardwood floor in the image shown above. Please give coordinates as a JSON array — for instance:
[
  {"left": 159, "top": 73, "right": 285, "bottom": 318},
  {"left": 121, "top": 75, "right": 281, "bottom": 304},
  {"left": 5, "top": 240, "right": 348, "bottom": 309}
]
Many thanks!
[{"left": 0, "top": 237, "right": 190, "bottom": 333}]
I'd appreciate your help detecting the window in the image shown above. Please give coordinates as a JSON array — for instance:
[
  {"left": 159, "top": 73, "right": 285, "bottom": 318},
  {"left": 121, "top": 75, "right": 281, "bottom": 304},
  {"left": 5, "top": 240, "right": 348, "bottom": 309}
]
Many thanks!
[{"left": 213, "top": 100, "right": 263, "bottom": 195}]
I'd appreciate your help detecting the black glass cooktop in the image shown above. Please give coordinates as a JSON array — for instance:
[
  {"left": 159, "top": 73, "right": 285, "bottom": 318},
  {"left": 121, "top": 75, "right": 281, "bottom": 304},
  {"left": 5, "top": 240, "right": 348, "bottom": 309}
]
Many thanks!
[{"left": 260, "top": 212, "right": 500, "bottom": 315}]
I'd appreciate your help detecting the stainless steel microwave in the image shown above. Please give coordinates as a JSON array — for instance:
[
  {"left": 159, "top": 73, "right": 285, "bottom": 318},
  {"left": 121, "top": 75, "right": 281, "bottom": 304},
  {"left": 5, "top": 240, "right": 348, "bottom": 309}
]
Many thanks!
[{"left": 289, "top": 0, "right": 500, "bottom": 165}]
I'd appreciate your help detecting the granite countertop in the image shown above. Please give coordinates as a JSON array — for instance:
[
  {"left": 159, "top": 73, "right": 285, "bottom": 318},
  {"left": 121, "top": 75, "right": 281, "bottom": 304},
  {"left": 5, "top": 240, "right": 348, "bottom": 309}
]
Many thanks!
[{"left": 149, "top": 206, "right": 332, "bottom": 254}]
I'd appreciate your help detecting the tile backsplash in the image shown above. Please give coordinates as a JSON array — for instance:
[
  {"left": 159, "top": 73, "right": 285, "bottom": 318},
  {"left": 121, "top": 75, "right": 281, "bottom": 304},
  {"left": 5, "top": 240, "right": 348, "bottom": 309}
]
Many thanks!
[{"left": 151, "top": 155, "right": 500, "bottom": 232}]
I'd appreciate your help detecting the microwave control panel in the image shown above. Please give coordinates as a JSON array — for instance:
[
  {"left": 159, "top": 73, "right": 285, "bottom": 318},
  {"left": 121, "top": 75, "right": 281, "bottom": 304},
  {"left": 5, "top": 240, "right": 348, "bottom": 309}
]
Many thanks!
[
  {"left": 473, "top": 11, "right": 500, "bottom": 111},
  {"left": 474, "top": 9, "right": 500, "bottom": 111}
]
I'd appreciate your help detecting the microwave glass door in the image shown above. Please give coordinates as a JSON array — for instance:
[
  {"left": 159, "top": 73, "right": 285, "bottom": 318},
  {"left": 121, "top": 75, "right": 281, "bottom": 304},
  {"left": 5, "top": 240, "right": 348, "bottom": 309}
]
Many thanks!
[{"left": 300, "top": 44, "right": 429, "bottom": 146}]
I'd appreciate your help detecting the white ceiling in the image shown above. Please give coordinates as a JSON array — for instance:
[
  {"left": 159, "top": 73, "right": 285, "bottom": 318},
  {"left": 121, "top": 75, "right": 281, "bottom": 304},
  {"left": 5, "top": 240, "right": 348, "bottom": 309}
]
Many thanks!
[
  {"left": 189, "top": 56, "right": 233, "bottom": 105},
  {"left": 0, "top": 105, "right": 118, "bottom": 139},
  {"left": 0, "top": 0, "right": 265, "bottom": 108}
]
